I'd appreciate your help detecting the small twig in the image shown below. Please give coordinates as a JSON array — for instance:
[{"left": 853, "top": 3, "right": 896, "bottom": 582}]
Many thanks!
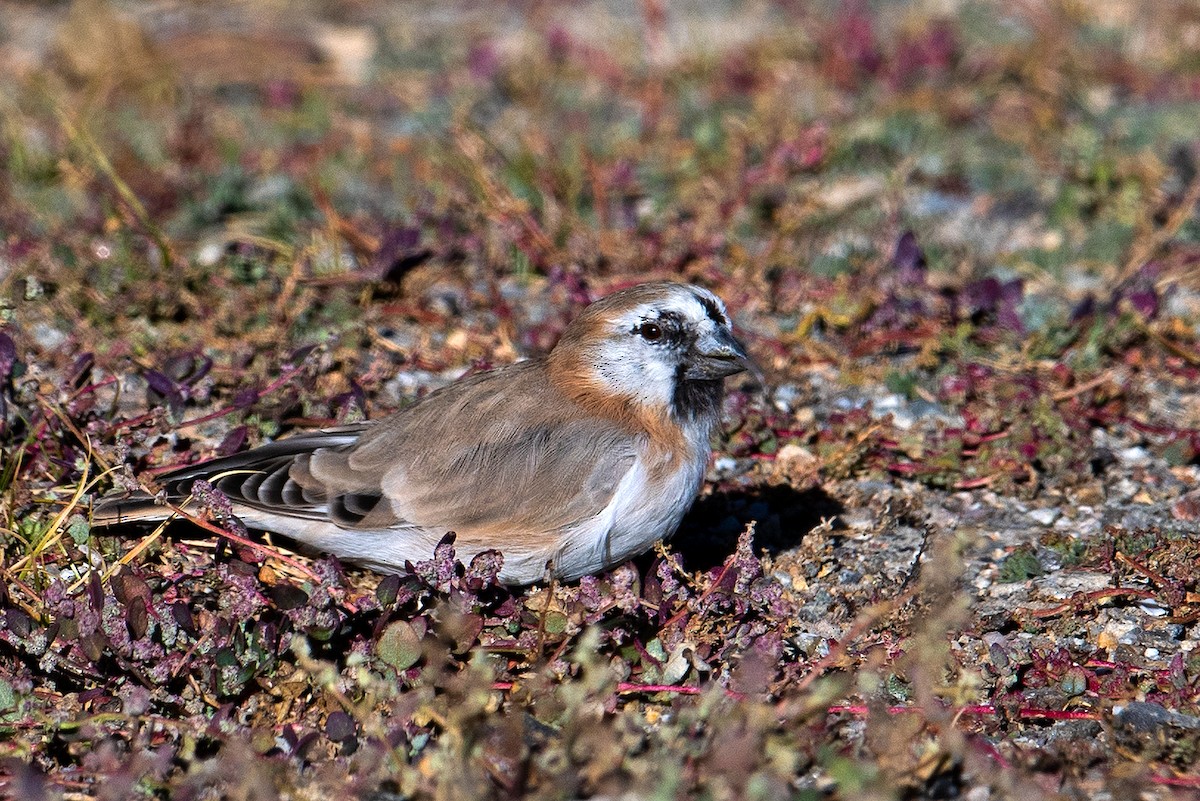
[
  {"left": 35, "top": 396, "right": 114, "bottom": 473},
  {"left": 55, "top": 106, "right": 175, "bottom": 266},
  {"left": 1051, "top": 372, "right": 1116, "bottom": 403},
  {"left": 1119, "top": 172, "right": 1200, "bottom": 284},
  {"left": 1114, "top": 551, "right": 1171, "bottom": 588},
  {"left": 0, "top": 564, "right": 50, "bottom": 621},
  {"left": 169, "top": 629, "right": 212, "bottom": 681},
  {"left": 1144, "top": 325, "right": 1200, "bottom": 366},
  {"left": 1021, "top": 588, "right": 1159, "bottom": 620}
]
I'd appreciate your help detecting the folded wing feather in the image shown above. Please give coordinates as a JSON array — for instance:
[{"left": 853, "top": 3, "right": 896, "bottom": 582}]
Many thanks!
[{"left": 94, "top": 361, "right": 640, "bottom": 552}]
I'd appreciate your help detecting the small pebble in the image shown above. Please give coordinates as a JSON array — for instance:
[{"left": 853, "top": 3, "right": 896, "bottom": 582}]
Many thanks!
[
  {"left": 1028, "top": 508, "right": 1059, "bottom": 526},
  {"left": 1115, "top": 446, "right": 1151, "bottom": 466},
  {"left": 712, "top": 456, "right": 738, "bottom": 475},
  {"left": 1136, "top": 600, "right": 1170, "bottom": 618},
  {"left": 772, "top": 383, "right": 802, "bottom": 412}
]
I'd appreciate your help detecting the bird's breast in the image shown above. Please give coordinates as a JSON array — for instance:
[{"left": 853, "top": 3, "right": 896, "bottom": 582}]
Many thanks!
[{"left": 552, "top": 423, "right": 712, "bottom": 581}]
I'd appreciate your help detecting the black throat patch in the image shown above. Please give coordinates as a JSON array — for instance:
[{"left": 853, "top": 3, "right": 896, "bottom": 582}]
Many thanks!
[{"left": 671, "top": 371, "right": 724, "bottom": 424}]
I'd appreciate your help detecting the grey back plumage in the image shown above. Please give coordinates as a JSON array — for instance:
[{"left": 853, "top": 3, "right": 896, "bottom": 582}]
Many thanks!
[{"left": 95, "top": 361, "right": 639, "bottom": 549}]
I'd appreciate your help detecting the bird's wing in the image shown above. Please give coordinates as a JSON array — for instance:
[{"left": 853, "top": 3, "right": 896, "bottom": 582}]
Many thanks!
[
  {"left": 97, "top": 362, "right": 640, "bottom": 543},
  {"left": 299, "top": 361, "right": 640, "bottom": 540}
]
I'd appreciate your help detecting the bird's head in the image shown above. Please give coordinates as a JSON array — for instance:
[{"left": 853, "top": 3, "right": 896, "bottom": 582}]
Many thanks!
[{"left": 549, "top": 282, "right": 752, "bottom": 424}]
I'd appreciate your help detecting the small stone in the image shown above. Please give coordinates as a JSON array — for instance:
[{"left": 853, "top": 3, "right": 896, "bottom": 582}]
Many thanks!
[
  {"left": 1029, "top": 508, "right": 1060, "bottom": 526},
  {"left": 1137, "top": 599, "right": 1170, "bottom": 617},
  {"left": 1172, "top": 490, "right": 1200, "bottom": 521},
  {"left": 773, "top": 443, "right": 820, "bottom": 486},
  {"left": 1114, "top": 702, "right": 1200, "bottom": 761},
  {"left": 772, "top": 383, "right": 802, "bottom": 412},
  {"left": 964, "top": 786, "right": 991, "bottom": 801},
  {"left": 1116, "top": 446, "right": 1151, "bottom": 466}
]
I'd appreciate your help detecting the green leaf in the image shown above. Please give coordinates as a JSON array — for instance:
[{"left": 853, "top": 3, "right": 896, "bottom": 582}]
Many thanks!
[
  {"left": 67, "top": 514, "right": 90, "bottom": 545},
  {"left": 376, "top": 620, "right": 422, "bottom": 671}
]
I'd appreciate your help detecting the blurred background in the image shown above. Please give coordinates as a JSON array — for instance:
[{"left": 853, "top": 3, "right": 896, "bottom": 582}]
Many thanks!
[{"left": 5, "top": 0, "right": 1199, "bottom": 304}]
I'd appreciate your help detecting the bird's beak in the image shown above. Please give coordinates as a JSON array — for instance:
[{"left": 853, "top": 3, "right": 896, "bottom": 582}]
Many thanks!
[{"left": 684, "top": 329, "right": 753, "bottom": 380}]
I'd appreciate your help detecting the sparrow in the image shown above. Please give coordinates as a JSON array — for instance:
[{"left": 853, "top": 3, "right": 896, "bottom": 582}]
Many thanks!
[{"left": 93, "top": 282, "right": 751, "bottom": 584}]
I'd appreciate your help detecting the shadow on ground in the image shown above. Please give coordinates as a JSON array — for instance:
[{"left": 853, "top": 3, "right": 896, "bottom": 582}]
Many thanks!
[
  {"left": 100, "top": 482, "right": 844, "bottom": 582},
  {"left": 666, "top": 484, "right": 844, "bottom": 573}
]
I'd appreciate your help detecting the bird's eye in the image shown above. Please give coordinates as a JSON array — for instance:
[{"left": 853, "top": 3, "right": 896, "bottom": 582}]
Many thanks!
[{"left": 636, "top": 322, "right": 664, "bottom": 342}]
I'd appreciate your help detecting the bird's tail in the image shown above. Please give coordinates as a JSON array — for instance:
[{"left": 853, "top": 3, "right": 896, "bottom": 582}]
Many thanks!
[
  {"left": 90, "top": 424, "right": 368, "bottom": 527},
  {"left": 91, "top": 492, "right": 173, "bottom": 526}
]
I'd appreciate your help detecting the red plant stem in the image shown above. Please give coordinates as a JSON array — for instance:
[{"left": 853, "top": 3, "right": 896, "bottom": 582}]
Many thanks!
[
  {"left": 826, "top": 704, "right": 1100, "bottom": 720},
  {"left": 173, "top": 405, "right": 253, "bottom": 431},
  {"left": 959, "top": 704, "right": 1101, "bottom": 720},
  {"left": 106, "top": 410, "right": 159, "bottom": 433},
  {"left": 491, "top": 681, "right": 705, "bottom": 696},
  {"left": 617, "top": 682, "right": 701, "bottom": 695},
  {"left": 107, "top": 361, "right": 309, "bottom": 436},
  {"left": 1123, "top": 417, "right": 1198, "bottom": 438},
  {"left": 1151, "top": 773, "right": 1200, "bottom": 788},
  {"left": 68, "top": 375, "right": 118, "bottom": 401},
  {"left": 954, "top": 475, "right": 998, "bottom": 489},
  {"left": 967, "top": 733, "right": 1011, "bottom": 770},
  {"left": 1114, "top": 551, "right": 1172, "bottom": 588},
  {"left": 1084, "top": 659, "right": 1120, "bottom": 669},
  {"left": 167, "top": 504, "right": 322, "bottom": 585},
  {"left": 659, "top": 557, "right": 737, "bottom": 630},
  {"left": 631, "top": 639, "right": 663, "bottom": 667}
]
